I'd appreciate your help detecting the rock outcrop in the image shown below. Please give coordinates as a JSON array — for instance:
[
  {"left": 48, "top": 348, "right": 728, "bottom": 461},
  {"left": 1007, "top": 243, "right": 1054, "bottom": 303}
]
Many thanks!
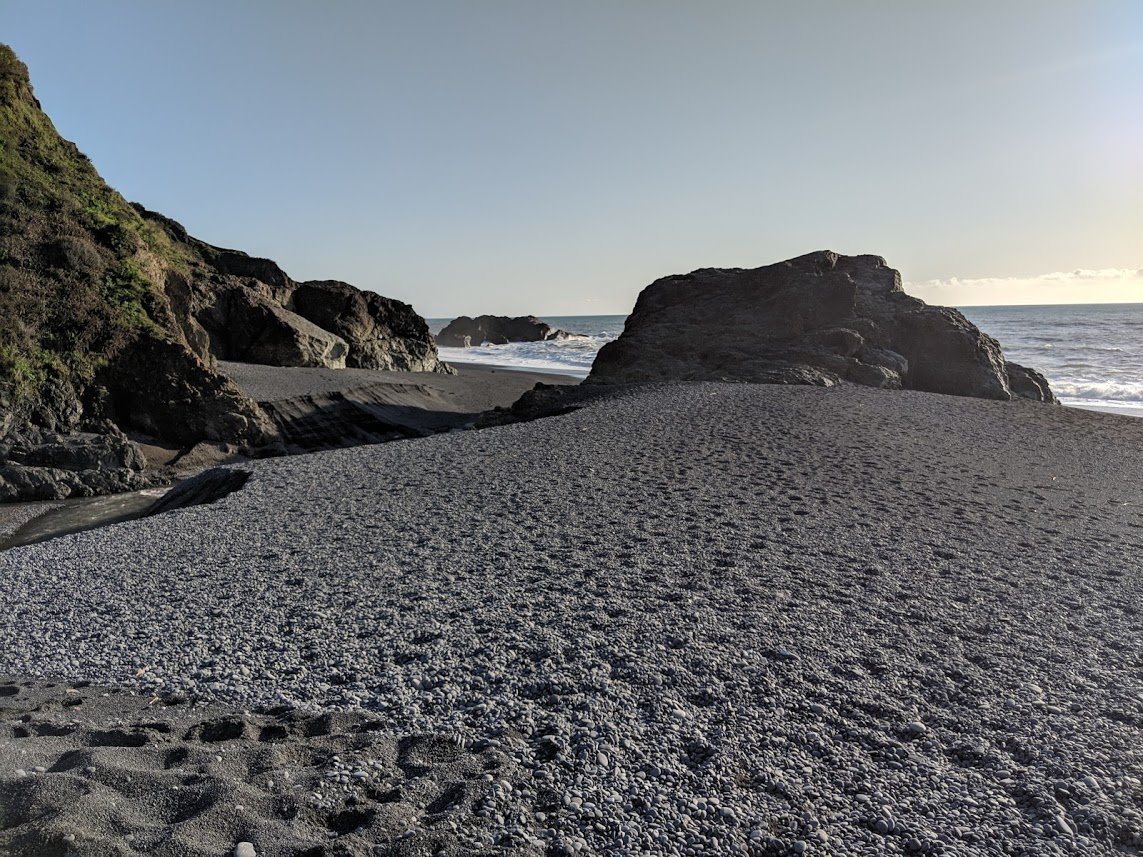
[
  {"left": 193, "top": 284, "right": 350, "bottom": 369},
  {"left": 289, "top": 280, "right": 444, "bottom": 372},
  {"left": 0, "top": 426, "right": 150, "bottom": 502},
  {"left": 436, "top": 315, "right": 579, "bottom": 347},
  {"left": 0, "top": 44, "right": 448, "bottom": 502},
  {"left": 588, "top": 251, "right": 1057, "bottom": 403},
  {"left": 137, "top": 208, "right": 449, "bottom": 374}
]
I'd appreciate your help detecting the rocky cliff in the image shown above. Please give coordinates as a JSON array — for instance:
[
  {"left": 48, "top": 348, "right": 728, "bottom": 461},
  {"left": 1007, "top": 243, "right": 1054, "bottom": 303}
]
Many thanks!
[
  {"left": 135, "top": 207, "right": 449, "bottom": 374},
  {"left": 588, "top": 251, "right": 1056, "bottom": 403},
  {"left": 0, "top": 44, "right": 447, "bottom": 501}
]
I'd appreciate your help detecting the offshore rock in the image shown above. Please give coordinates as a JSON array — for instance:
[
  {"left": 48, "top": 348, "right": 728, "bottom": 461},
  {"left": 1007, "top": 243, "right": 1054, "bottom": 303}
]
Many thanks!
[
  {"left": 436, "top": 315, "right": 578, "bottom": 347},
  {"left": 588, "top": 251, "right": 1057, "bottom": 403}
]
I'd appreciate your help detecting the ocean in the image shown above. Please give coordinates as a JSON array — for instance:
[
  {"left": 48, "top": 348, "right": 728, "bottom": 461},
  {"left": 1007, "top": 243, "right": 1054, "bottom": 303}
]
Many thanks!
[{"left": 429, "top": 303, "right": 1143, "bottom": 414}]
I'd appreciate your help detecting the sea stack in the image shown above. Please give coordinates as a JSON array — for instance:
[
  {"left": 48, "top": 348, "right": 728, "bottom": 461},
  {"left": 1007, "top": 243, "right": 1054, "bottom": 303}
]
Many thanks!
[
  {"left": 588, "top": 250, "right": 1056, "bottom": 403},
  {"left": 436, "top": 314, "right": 578, "bottom": 347}
]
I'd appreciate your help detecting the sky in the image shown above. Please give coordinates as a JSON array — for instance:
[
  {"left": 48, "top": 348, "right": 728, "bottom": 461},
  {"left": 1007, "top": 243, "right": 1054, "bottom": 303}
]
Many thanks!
[{"left": 4, "top": 1, "right": 1140, "bottom": 317}]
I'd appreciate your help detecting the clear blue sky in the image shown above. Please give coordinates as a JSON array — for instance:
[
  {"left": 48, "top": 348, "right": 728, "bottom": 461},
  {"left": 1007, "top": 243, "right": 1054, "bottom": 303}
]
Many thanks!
[{"left": 5, "top": 1, "right": 1141, "bottom": 316}]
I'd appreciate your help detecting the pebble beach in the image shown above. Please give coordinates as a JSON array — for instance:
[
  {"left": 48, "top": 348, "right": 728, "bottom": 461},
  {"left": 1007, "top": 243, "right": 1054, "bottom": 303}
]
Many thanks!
[{"left": 1, "top": 380, "right": 1142, "bottom": 855}]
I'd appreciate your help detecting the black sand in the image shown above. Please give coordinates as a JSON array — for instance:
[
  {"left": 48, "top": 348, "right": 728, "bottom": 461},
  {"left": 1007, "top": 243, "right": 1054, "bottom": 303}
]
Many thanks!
[{"left": 1, "top": 382, "right": 1141, "bottom": 855}]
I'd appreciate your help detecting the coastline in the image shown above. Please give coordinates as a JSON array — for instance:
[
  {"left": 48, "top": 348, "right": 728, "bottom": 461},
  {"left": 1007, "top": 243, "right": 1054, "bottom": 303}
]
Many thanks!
[
  {"left": 432, "top": 351, "right": 593, "bottom": 380},
  {"left": 1065, "top": 402, "right": 1143, "bottom": 418},
  {"left": 2, "top": 382, "right": 1141, "bottom": 854}
]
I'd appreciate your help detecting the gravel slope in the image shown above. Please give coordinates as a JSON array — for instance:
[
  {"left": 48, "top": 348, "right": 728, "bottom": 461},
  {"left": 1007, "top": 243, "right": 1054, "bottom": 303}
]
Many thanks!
[{"left": 1, "top": 383, "right": 1142, "bottom": 855}]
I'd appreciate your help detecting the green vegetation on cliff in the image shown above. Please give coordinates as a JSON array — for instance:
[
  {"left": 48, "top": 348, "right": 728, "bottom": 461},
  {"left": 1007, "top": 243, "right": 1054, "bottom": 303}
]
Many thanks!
[{"left": 0, "top": 44, "right": 179, "bottom": 401}]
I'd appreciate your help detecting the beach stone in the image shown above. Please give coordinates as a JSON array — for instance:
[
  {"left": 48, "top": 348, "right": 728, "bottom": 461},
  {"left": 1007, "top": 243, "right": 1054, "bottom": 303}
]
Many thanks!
[
  {"left": 588, "top": 250, "right": 1057, "bottom": 403},
  {"left": 233, "top": 843, "right": 257, "bottom": 857}
]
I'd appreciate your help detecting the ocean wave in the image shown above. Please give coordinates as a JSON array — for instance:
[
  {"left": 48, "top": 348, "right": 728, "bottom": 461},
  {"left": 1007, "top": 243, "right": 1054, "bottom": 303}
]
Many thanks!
[
  {"left": 437, "top": 336, "right": 616, "bottom": 378},
  {"left": 1051, "top": 379, "right": 1143, "bottom": 404}
]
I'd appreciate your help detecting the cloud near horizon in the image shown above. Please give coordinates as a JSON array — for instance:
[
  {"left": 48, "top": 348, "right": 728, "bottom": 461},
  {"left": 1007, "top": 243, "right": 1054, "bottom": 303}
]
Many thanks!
[{"left": 906, "top": 267, "right": 1143, "bottom": 307}]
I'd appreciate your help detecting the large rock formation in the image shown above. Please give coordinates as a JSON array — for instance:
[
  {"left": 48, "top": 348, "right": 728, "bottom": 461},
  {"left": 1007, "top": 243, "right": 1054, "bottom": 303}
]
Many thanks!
[
  {"left": 290, "top": 280, "right": 443, "bottom": 371},
  {"left": 436, "top": 315, "right": 578, "bottom": 347},
  {"left": 588, "top": 251, "right": 1056, "bottom": 403},
  {"left": 0, "top": 44, "right": 447, "bottom": 502},
  {"left": 137, "top": 207, "right": 449, "bottom": 374}
]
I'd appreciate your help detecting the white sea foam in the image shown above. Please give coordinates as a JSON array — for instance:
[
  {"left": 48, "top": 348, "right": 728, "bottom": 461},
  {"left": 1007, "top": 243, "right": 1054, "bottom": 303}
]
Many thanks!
[
  {"left": 1052, "top": 380, "right": 1143, "bottom": 406},
  {"left": 432, "top": 316, "right": 625, "bottom": 379},
  {"left": 438, "top": 344, "right": 588, "bottom": 378}
]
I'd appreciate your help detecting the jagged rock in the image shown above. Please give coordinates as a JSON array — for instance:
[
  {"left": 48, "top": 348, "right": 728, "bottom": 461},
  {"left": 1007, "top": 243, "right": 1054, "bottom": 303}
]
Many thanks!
[
  {"left": 197, "top": 286, "right": 349, "bottom": 368},
  {"left": 436, "top": 315, "right": 577, "bottom": 347},
  {"left": 588, "top": 251, "right": 1056, "bottom": 403},
  {"left": 96, "top": 336, "right": 278, "bottom": 446},
  {"left": 1006, "top": 362, "right": 1059, "bottom": 404},
  {"left": 0, "top": 464, "right": 84, "bottom": 502},
  {"left": 144, "top": 468, "right": 251, "bottom": 516},
  {"left": 289, "top": 280, "right": 447, "bottom": 372},
  {"left": 11, "top": 432, "right": 145, "bottom": 472},
  {"left": 134, "top": 209, "right": 450, "bottom": 375},
  {"left": 0, "top": 462, "right": 152, "bottom": 503}
]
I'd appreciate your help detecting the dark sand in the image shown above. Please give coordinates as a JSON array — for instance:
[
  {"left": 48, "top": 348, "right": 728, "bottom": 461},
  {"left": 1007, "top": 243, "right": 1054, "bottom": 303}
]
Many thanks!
[
  {"left": 218, "top": 361, "right": 578, "bottom": 415},
  {"left": 0, "top": 676, "right": 515, "bottom": 856},
  {"left": 1, "top": 382, "right": 1141, "bottom": 855},
  {"left": 0, "top": 363, "right": 577, "bottom": 551}
]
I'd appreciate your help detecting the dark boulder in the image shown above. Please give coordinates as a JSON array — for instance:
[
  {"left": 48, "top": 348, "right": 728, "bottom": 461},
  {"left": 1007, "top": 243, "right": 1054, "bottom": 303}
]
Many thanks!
[
  {"left": 196, "top": 285, "right": 349, "bottom": 369},
  {"left": 96, "top": 336, "right": 278, "bottom": 447},
  {"left": 588, "top": 251, "right": 1056, "bottom": 403},
  {"left": 289, "top": 280, "right": 447, "bottom": 372},
  {"left": 144, "top": 467, "right": 251, "bottom": 517},
  {"left": 436, "top": 315, "right": 578, "bottom": 347},
  {"left": 133, "top": 209, "right": 452, "bottom": 375},
  {"left": 0, "top": 426, "right": 152, "bottom": 502},
  {"left": 1006, "top": 362, "right": 1059, "bottom": 404},
  {"left": 13, "top": 432, "right": 145, "bottom": 472}
]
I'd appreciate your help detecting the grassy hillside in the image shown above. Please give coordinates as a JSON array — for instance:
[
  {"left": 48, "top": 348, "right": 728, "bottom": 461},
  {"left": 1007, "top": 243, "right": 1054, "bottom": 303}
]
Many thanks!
[{"left": 0, "top": 44, "right": 184, "bottom": 403}]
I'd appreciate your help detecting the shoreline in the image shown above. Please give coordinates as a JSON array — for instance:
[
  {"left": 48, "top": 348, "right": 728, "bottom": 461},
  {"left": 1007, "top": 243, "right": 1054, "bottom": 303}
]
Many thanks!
[
  {"left": 432, "top": 353, "right": 592, "bottom": 380},
  {"left": 1065, "top": 401, "right": 1143, "bottom": 418}
]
